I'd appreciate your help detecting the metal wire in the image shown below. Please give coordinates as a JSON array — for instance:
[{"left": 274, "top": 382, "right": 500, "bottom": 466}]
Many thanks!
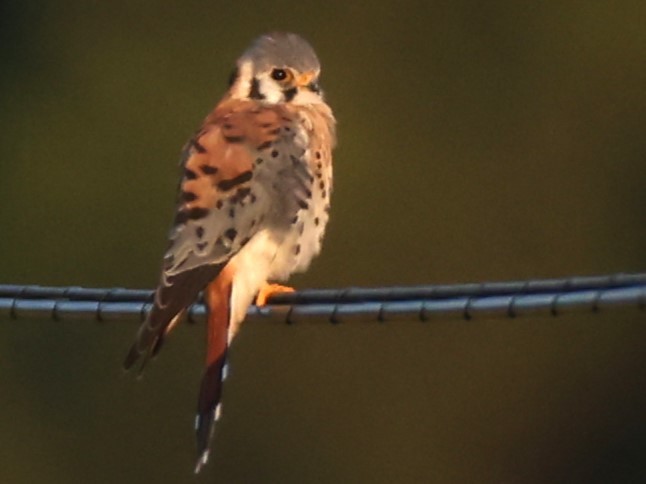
[{"left": 0, "top": 273, "right": 644, "bottom": 324}]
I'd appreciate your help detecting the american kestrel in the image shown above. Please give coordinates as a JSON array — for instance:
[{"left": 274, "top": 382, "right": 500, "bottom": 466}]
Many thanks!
[{"left": 123, "top": 32, "right": 336, "bottom": 472}]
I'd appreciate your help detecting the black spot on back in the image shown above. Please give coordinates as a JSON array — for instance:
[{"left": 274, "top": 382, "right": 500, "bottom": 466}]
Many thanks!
[
  {"left": 217, "top": 171, "right": 253, "bottom": 191},
  {"left": 175, "top": 207, "right": 209, "bottom": 225},
  {"left": 187, "top": 207, "right": 209, "bottom": 220},
  {"left": 200, "top": 164, "right": 218, "bottom": 175},
  {"left": 191, "top": 139, "right": 207, "bottom": 154},
  {"left": 182, "top": 191, "right": 198, "bottom": 202},
  {"left": 224, "top": 135, "right": 245, "bottom": 143}
]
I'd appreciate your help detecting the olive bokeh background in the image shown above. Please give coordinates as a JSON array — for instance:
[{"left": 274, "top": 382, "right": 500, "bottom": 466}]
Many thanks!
[{"left": 1, "top": 2, "right": 645, "bottom": 483}]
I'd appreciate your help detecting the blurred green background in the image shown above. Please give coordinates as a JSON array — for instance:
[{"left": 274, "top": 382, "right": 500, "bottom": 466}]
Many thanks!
[{"left": 1, "top": 1, "right": 646, "bottom": 482}]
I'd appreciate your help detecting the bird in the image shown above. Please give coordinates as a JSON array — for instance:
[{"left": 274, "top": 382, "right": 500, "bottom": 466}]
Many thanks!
[{"left": 123, "top": 32, "right": 336, "bottom": 473}]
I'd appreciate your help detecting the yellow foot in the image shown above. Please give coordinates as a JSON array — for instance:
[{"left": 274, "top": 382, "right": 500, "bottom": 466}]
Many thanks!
[{"left": 255, "top": 283, "right": 295, "bottom": 306}]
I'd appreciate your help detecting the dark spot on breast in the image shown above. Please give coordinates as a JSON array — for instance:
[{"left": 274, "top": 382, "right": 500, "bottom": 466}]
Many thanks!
[
  {"left": 271, "top": 150, "right": 279, "bottom": 158},
  {"left": 297, "top": 199, "right": 309, "bottom": 209},
  {"left": 228, "top": 207, "right": 235, "bottom": 218},
  {"left": 316, "top": 151, "right": 322, "bottom": 160},
  {"left": 181, "top": 191, "right": 197, "bottom": 202},
  {"left": 322, "top": 190, "right": 327, "bottom": 198},
  {"left": 249, "top": 77, "right": 265, "bottom": 100},
  {"left": 255, "top": 157, "right": 264, "bottom": 165},
  {"left": 185, "top": 168, "right": 198, "bottom": 180},
  {"left": 196, "top": 226, "right": 205, "bottom": 238},
  {"left": 304, "top": 188, "right": 312, "bottom": 198},
  {"left": 250, "top": 193, "right": 257, "bottom": 203},
  {"left": 284, "top": 126, "right": 291, "bottom": 132},
  {"left": 224, "top": 228, "right": 237, "bottom": 241},
  {"left": 294, "top": 244, "right": 301, "bottom": 255},
  {"left": 200, "top": 164, "right": 218, "bottom": 175},
  {"left": 290, "top": 215, "right": 298, "bottom": 224},
  {"left": 196, "top": 241, "right": 207, "bottom": 251},
  {"left": 314, "top": 217, "right": 320, "bottom": 226},
  {"left": 217, "top": 171, "right": 253, "bottom": 191}
]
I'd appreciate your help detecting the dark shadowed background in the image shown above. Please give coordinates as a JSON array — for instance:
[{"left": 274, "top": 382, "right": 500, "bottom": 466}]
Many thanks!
[{"left": 1, "top": 1, "right": 645, "bottom": 483}]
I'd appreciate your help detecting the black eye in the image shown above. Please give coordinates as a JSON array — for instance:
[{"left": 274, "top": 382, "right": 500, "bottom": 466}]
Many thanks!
[{"left": 270, "top": 68, "right": 288, "bottom": 81}]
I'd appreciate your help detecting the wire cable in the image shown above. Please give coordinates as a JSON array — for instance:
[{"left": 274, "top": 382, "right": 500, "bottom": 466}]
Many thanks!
[{"left": 0, "top": 273, "right": 644, "bottom": 324}]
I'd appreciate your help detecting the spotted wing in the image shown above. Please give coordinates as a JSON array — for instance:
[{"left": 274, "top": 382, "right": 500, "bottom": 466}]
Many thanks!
[{"left": 123, "top": 99, "right": 303, "bottom": 371}]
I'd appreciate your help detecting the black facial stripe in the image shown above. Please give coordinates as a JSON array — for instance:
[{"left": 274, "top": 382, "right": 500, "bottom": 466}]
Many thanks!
[
  {"left": 283, "top": 87, "right": 298, "bottom": 102},
  {"left": 249, "top": 77, "right": 265, "bottom": 100}
]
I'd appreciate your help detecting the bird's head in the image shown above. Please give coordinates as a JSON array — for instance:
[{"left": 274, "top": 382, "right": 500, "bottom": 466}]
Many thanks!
[{"left": 229, "top": 32, "right": 324, "bottom": 105}]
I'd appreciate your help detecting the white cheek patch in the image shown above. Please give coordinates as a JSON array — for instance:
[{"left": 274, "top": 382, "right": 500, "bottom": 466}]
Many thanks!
[{"left": 255, "top": 75, "right": 284, "bottom": 103}]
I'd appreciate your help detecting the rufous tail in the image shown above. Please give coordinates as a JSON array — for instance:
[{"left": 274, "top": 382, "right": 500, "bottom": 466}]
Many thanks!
[{"left": 194, "top": 266, "right": 234, "bottom": 473}]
